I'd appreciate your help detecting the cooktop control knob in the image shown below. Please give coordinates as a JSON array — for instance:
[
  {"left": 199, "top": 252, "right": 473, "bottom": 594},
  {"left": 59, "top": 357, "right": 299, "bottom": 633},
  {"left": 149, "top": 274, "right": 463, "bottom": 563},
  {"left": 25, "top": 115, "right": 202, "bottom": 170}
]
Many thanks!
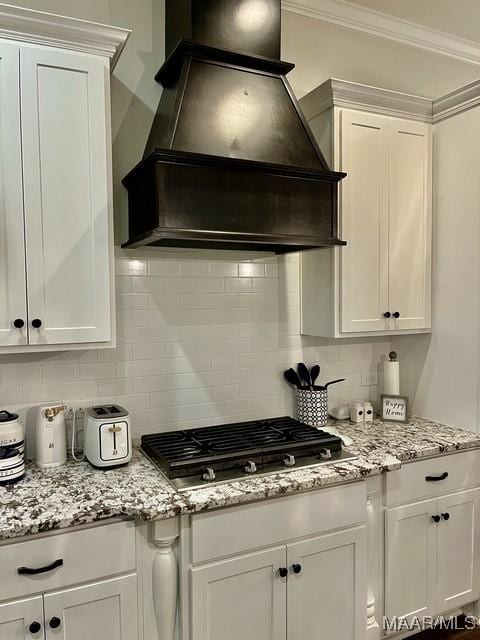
[
  {"left": 244, "top": 460, "right": 257, "bottom": 474},
  {"left": 202, "top": 467, "right": 216, "bottom": 482},
  {"left": 283, "top": 454, "right": 296, "bottom": 467},
  {"left": 319, "top": 448, "right": 332, "bottom": 460}
]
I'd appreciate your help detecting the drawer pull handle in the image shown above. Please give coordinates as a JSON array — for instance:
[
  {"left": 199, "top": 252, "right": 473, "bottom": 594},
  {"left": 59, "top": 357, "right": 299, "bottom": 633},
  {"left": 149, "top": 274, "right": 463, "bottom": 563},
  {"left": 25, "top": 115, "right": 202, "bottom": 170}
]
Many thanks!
[
  {"left": 442, "top": 512, "right": 450, "bottom": 521},
  {"left": 279, "top": 567, "right": 288, "bottom": 578},
  {"left": 292, "top": 564, "right": 302, "bottom": 574},
  {"left": 425, "top": 472, "right": 448, "bottom": 482},
  {"left": 432, "top": 515, "right": 441, "bottom": 523},
  {"left": 18, "top": 558, "right": 63, "bottom": 575},
  {"left": 29, "top": 621, "right": 42, "bottom": 634}
]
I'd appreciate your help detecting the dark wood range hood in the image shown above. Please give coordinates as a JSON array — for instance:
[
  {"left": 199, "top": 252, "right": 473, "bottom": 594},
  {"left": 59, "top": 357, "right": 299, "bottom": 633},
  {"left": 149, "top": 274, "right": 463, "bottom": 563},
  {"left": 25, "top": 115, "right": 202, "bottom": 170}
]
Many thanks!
[{"left": 122, "top": 0, "right": 346, "bottom": 253}]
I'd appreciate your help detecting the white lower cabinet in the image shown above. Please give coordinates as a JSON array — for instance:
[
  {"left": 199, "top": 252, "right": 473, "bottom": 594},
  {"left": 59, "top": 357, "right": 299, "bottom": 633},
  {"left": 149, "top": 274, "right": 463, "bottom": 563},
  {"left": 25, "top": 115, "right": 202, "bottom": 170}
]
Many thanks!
[
  {"left": 287, "top": 528, "right": 366, "bottom": 640},
  {"left": 43, "top": 575, "right": 138, "bottom": 640},
  {"left": 0, "top": 522, "right": 138, "bottom": 640},
  {"left": 0, "top": 595, "right": 44, "bottom": 639},
  {"left": 191, "top": 547, "right": 287, "bottom": 640},
  {"left": 385, "top": 488, "right": 480, "bottom": 623},
  {"left": 436, "top": 490, "right": 480, "bottom": 611},
  {"left": 190, "top": 526, "right": 366, "bottom": 640}
]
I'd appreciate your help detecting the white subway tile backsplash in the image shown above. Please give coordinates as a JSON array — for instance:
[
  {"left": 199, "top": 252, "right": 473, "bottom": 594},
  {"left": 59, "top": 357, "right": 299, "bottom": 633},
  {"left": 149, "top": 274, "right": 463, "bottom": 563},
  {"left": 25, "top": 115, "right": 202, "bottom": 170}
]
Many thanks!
[
  {"left": 209, "top": 262, "right": 238, "bottom": 277},
  {"left": 133, "top": 376, "right": 166, "bottom": 393},
  {"left": 23, "top": 384, "right": 62, "bottom": 403},
  {"left": 98, "top": 378, "right": 134, "bottom": 396},
  {"left": 147, "top": 260, "right": 181, "bottom": 277},
  {"left": 116, "top": 360, "right": 151, "bottom": 378},
  {"left": 239, "top": 263, "right": 265, "bottom": 277},
  {"left": 79, "top": 362, "right": 116, "bottom": 380},
  {"left": 0, "top": 253, "right": 387, "bottom": 442},
  {"left": 61, "top": 381, "right": 98, "bottom": 400},
  {"left": 0, "top": 386, "right": 23, "bottom": 404},
  {"left": 163, "top": 277, "right": 225, "bottom": 293},
  {"left": 116, "top": 258, "right": 148, "bottom": 276},
  {"left": 180, "top": 261, "right": 210, "bottom": 277},
  {"left": 0, "top": 366, "right": 41, "bottom": 386},
  {"left": 42, "top": 365, "right": 79, "bottom": 383},
  {"left": 225, "top": 277, "right": 252, "bottom": 292}
]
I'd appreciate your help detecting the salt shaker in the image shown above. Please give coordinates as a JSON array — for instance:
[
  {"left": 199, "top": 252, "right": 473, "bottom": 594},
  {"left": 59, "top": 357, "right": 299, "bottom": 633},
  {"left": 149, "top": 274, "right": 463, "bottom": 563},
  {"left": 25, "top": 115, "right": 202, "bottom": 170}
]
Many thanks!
[
  {"left": 350, "top": 402, "right": 364, "bottom": 423},
  {"left": 364, "top": 402, "right": 374, "bottom": 422}
]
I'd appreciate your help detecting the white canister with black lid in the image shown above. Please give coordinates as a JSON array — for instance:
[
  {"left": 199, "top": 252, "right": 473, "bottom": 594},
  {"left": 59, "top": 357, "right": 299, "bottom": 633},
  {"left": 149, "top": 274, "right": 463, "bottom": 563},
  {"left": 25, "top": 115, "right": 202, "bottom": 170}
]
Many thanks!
[{"left": 0, "top": 410, "right": 25, "bottom": 485}]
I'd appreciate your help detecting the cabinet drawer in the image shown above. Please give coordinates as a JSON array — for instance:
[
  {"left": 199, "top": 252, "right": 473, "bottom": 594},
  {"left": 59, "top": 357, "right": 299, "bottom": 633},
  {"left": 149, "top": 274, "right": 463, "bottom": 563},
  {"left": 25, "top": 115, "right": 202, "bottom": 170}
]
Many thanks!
[
  {"left": 0, "top": 520, "right": 135, "bottom": 601},
  {"left": 191, "top": 482, "right": 366, "bottom": 564},
  {"left": 385, "top": 450, "right": 480, "bottom": 506}
]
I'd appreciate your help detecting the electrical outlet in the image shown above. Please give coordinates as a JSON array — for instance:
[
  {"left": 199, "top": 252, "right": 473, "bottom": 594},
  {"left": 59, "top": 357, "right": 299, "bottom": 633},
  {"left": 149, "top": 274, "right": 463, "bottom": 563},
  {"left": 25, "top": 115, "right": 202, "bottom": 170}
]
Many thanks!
[{"left": 361, "top": 372, "right": 378, "bottom": 387}]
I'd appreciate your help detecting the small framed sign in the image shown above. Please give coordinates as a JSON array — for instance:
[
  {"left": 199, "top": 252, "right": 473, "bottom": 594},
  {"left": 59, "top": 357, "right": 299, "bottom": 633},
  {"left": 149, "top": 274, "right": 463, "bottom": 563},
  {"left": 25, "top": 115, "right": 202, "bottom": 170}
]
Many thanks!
[{"left": 381, "top": 394, "right": 409, "bottom": 423}]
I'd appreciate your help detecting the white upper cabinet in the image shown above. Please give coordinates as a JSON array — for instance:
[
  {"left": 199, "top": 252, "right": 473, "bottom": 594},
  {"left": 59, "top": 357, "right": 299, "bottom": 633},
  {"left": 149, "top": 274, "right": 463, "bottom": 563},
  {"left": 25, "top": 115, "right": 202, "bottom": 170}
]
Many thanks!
[
  {"left": 21, "top": 47, "right": 111, "bottom": 345},
  {"left": 388, "top": 119, "right": 431, "bottom": 331},
  {"left": 339, "top": 110, "right": 389, "bottom": 333},
  {"left": 0, "top": 43, "right": 27, "bottom": 347},
  {"left": 300, "top": 79, "right": 432, "bottom": 338},
  {"left": 0, "top": 6, "right": 129, "bottom": 352}
]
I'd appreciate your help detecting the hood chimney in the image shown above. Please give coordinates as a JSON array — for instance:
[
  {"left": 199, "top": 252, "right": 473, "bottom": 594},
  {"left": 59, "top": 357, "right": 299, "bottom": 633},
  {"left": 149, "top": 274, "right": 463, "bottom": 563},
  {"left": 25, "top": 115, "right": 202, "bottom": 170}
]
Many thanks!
[{"left": 122, "top": 0, "right": 346, "bottom": 252}]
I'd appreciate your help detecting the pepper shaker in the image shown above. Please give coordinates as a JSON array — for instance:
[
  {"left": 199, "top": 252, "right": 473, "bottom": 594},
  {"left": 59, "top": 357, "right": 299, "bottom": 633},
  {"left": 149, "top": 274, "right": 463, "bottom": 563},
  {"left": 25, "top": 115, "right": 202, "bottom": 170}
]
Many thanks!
[{"left": 350, "top": 402, "right": 364, "bottom": 423}]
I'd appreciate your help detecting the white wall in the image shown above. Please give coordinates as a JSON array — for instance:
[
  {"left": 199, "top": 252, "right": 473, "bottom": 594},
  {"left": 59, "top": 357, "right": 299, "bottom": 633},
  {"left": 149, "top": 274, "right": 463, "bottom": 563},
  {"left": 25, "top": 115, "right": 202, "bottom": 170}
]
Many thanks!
[
  {"left": 282, "top": 11, "right": 480, "bottom": 99},
  {"left": 393, "top": 106, "right": 480, "bottom": 430}
]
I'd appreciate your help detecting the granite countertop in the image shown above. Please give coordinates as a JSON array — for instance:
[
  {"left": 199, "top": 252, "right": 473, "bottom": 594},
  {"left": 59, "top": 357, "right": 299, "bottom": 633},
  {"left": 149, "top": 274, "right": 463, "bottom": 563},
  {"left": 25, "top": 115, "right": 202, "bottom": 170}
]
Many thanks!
[{"left": 1, "top": 416, "right": 479, "bottom": 540}]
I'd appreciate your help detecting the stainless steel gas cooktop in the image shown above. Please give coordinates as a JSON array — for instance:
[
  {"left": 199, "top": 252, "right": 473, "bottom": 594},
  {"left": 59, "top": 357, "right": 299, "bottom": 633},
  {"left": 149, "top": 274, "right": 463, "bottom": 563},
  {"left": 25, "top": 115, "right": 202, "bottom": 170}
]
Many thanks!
[{"left": 141, "top": 416, "right": 356, "bottom": 490}]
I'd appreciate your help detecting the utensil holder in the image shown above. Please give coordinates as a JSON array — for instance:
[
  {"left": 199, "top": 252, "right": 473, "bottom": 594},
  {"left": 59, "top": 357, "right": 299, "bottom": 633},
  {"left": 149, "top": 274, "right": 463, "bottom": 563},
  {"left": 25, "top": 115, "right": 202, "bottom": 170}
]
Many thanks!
[{"left": 296, "top": 388, "right": 328, "bottom": 427}]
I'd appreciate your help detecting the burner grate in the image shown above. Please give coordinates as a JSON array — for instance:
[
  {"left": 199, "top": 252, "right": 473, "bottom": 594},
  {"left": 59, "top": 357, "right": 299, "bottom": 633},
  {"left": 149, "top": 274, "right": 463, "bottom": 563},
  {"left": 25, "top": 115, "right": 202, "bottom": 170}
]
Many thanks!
[{"left": 141, "top": 416, "right": 343, "bottom": 479}]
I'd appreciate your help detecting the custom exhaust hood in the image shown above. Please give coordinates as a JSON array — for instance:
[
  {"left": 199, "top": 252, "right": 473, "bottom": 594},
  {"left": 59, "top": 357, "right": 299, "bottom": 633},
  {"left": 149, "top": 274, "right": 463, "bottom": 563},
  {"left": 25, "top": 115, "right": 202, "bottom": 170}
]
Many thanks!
[{"left": 122, "top": 0, "right": 346, "bottom": 253}]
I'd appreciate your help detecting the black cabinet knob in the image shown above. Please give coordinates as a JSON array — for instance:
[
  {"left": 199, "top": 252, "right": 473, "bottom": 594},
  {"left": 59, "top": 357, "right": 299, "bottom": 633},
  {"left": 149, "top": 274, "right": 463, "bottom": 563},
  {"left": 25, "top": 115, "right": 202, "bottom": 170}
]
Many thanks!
[
  {"left": 383, "top": 312, "right": 391, "bottom": 318},
  {"left": 31, "top": 319, "right": 42, "bottom": 329},
  {"left": 279, "top": 567, "right": 288, "bottom": 578},
  {"left": 49, "top": 617, "right": 61, "bottom": 629},
  {"left": 292, "top": 564, "right": 302, "bottom": 574},
  {"left": 29, "top": 622, "right": 42, "bottom": 634},
  {"left": 432, "top": 515, "right": 441, "bottom": 523},
  {"left": 393, "top": 312, "right": 401, "bottom": 319},
  {"left": 13, "top": 318, "right": 25, "bottom": 329},
  {"left": 442, "top": 512, "right": 450, "bottom": 521}
]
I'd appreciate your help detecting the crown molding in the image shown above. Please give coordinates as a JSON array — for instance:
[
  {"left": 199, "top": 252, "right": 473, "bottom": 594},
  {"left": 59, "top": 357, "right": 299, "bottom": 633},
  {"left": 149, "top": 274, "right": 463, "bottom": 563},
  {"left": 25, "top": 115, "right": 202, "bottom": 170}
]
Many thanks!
[
  {"left": 0, "top": 3, "right": 130, "bottom": 69},
  {"left": 433, "top": 79, "right": 480, "bottom": 123},
  {"left": 301, "top": 78, "right": 433, "bottom": 123},
  {"left": 282, "top": 0, "right": 480, "bottom": 66}
]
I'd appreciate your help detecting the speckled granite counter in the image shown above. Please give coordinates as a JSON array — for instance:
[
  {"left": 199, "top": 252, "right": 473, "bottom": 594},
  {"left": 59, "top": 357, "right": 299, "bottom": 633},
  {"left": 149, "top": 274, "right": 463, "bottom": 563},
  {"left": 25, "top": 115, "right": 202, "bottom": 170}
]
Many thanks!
[
  {"left": 1, "top": 417, "right": 479, "bottom": 540},
  {"left": 0, "top": 449, "right": 189, "bottom": 540}
]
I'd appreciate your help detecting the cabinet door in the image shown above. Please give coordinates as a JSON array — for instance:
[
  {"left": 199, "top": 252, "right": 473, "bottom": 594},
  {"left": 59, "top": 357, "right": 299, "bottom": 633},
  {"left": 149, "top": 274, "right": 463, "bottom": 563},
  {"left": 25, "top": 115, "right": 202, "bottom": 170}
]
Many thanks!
[
  {"left": 436, "top": 488, "right": 480, "bottom": 611},
  {"left": 339, "top": 109, "right": 389, "bottom": 333},
  {"left": 20, "top": 46, "right": 112, "bottom": 345},
  {"left": 191, "top": 546, "right": 286, "bottom": 640},
  {"left": 388, "top": 119, "right": 431, "bottom": 330},
  {"left": 43, "top": 574, "right": 138, "bottom": 640},
  {"left": 385, "top": 499, "right": 437, "bottom": 622},
  {"left": 287, "top": 526, "right": 367, "bottom": 640},
  {"left": 0, "top": 43, "right": 28, "bottom": 346},
  {"left": 0, "top": 595, "right": 44, "bottom": 639}
]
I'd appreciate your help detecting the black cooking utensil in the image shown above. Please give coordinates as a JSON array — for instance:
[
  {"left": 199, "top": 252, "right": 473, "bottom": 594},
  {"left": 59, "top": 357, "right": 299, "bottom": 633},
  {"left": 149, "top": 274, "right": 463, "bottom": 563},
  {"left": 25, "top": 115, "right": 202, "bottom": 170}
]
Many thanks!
[
  {"left": 284, "top": 368, "right": 303, "bottom": 389},
  {"left": 297, "top": 363, "right": 312, "bottom": 389},
  {"left": 324, "top": 378, "right": 346, "bottom": 388},
  {"left": 310, "top": 364, "right": 320, "bottom": 387}
]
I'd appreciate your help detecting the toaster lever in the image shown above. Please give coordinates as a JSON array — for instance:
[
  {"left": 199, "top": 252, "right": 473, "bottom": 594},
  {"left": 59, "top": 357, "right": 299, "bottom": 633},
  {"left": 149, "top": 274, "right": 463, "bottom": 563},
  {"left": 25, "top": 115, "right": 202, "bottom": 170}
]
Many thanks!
[{"left": 108, "top": 426, "right": 122, "bottom": 433}]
